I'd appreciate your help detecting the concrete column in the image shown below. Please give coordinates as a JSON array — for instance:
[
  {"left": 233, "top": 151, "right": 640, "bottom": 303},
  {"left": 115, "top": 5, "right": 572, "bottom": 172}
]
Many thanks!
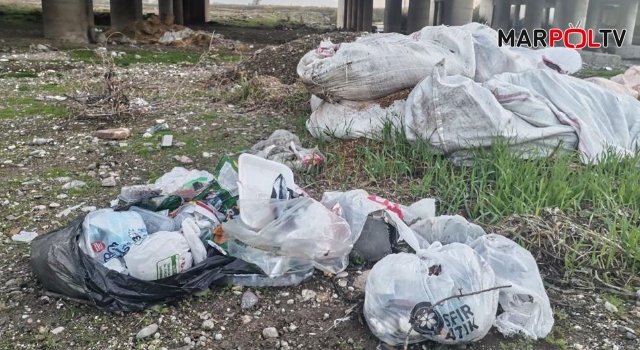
[
  {"left": 585, "top": 0, "right": 602, "bottom": 31},
  {"left": 183, "top": 0, "right": 210, "bottom": 25},
  {"left": 493, "top": 0, "right": 512, "bottom": 30},
  {"left": 350, "top": 0, "right": 358, "bottom": 30},
  {"left": 479, "top": 0, "right": 494, "bottom": 24},
  {"left": 110, "top": 0, "right": 141, "bottom": 29},
  {"left": 159, "top": 0, "right": 173, "bottom": 24},
  {"left": 363, "top": 0, "right": 373, "bottom": 32},
  {"left": 356, "top": 0, "right": 364, "bottom": 31},
  {"left": 384, "top": 0, "right": 402, "bottom": 33},
  {"left": 337, "top": 0, "right": 346, "bottom": 29},
  {"left": 556, "top": 0, "right": 589, "bottom": 31},
  {"left": 523, "top": 0, "right": 544, "bottom": 32},
  {"left": 617, "top": 0, "right": 640, "bottom": 46},
  {"left": 345, "top": 0, "right": 353, "bottom": 29},
  {"left": 173, "top": 0, "right": 184, "bottom": 25},
  {"left": 442, "top": 0, "right": 474, "bottom": 26},
  {"left": 407, "top": 0, "right": 432, "bottom": 33},
  {"left": 42, "top": 0, "right": 94, "bottom": 43}
]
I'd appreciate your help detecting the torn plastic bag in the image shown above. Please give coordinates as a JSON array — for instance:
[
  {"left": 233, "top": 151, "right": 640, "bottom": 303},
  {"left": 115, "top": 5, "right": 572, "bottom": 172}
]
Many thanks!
[
  {"left": 152, "top": 167, "right": 215, "bottom": 200},
  {"left": 410, "top": 215, "right": 486, "bottom": 245},
  {"left": 173, "top": 202, "right": 222, "bottom": 242},
  {"left": 79, "top": 209, "right": 148, "bottom": 264},
  {"left": 247, "top": 129, "right": 325, "bottom": 171},
  {"left": 321, "top": 190, "right": 436, "bottom": 253},
  {"left": 227, "top": 239, "right": 314, "bottom": 278},
  {"left": 30, "top": 216, "right": 258, "bottom": 312},
  {"left": 469, "top": 234, "right": 554, "bottom": 339},
  {"left": 364, "top": 242, "right": 498, "bottom": 345},
  {"left": 222, "top": 197, "right": 353, "bottom": 274},
  {"left": 128, "top": 206, "right": 180, "bottom": 234}
]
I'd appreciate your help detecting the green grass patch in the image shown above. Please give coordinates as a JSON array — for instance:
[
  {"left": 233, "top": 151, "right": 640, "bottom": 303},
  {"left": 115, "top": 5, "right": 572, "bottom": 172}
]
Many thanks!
[
  {"left": 0, "top": 97, "right": 67, "bottom": 119},
  {"left": 316, "top": 124, "right": 640, "bottom": 279},
  {"left": 0, "top": 4, "right": 42, "bottom": 23},
  {"left": 0, "top": 72, "right": 38, "bottom": 79},
  {"left": 577, "top": 69, "right": 625, "bottom": 78}
]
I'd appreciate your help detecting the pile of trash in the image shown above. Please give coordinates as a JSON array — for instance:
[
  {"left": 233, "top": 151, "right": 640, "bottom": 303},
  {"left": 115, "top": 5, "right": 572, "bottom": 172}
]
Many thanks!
[
  {"left": 113, "top": 15, "right": 240, "bottom": 49},
  {"left": 299, "top": 23, "right": 640, "bottom": 164},
  {"left": 29, "top": 140, "right": 555, "bottom": 345}
]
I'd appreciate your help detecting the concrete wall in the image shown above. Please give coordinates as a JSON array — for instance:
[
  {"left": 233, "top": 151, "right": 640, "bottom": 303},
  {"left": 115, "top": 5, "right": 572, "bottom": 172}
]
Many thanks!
[{"left": 42, "top": 0, "right": 94, "bottom": 43}]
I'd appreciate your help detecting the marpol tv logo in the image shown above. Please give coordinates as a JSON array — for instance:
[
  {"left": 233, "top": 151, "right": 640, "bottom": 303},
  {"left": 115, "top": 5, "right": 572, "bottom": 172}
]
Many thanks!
[{"left": 498, "top": 21, "right": 627, "bottom": 49}]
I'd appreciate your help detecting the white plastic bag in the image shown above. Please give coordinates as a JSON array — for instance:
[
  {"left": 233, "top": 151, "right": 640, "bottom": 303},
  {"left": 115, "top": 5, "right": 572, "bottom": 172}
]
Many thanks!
[
  {"left": 152, "top": 167, "right": 215, "bottom": 199},
  {"left": 364, "top": 242, "right": 498, "bottom": 345},
  {"left": 124, "top": 231, "right": 194, "bottom": 281},
  {"left": 181, "top": 218, "right": 207, "bottom": 265},
  {"left": 469, "top": 234, "right": 554, "bottom": 339},
  {"left": 410, "top": 215, "right": 486, "bottom": 245},
  {"left": 227, "top": 239, "right": 314, "bottom": 278},
  {"left": 80, "top": 209, "right": 148, "bottom": 264},
  {"left": 222, "top": 197, "right": 353, "bottom": 274}
]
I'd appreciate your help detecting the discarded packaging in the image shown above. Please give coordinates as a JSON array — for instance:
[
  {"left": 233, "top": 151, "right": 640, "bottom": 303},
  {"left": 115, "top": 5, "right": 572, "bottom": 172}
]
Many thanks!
[
  {"left": 248, "top": 130, "right": 325, "bottom": 171},
  {"left": 161, "top": 135, "right": 173, "bottom": 147},
  {"left": 129, "top": 206, "right": 180, "bottom": 234},
  {"left": 11, "top": 231, "right": 38, "bottom": 243},
  {"left": 93, "top": 128, "right": 131, "bottom": 140},
  {"left": 79, "top": 209, "right": 148, "bottom": 264},
  {"left": 364, "top": 242, "right": 499, "bottom": 345},
  {"left": 152, "top": 167, "right": 214, "bottom": 200},
  {"left": 470, "top": 234, "right": 554, "bottom": 339},
  {"left": 143, "top": 123, "right": 170, "bottom": 138}
]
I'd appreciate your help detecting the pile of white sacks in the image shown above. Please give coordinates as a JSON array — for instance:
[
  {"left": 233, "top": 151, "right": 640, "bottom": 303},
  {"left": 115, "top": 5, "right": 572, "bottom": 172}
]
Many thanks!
[{"left": 298, "top": 23, "right": 640, "bottom": 164}]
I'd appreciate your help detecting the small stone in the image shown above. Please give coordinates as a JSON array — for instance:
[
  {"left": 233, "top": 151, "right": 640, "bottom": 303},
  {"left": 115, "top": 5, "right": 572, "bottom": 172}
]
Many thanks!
[
  {"left": 119, "top": 142, "right": 128, "bottom": 147},
  {"left": 183, "top": 337, "right": 191, "bottom": 344},
  {"left": 279, "top": 292, "right": 290, "bottom": 298},
  {"left": 4, "top": 278, "right": 21, "bottom": 287},
  {"left": 202, "top": 152, "right": 212, "bottom": 158},
  {"left": 81, "top": 206, "right": 97, "bottom": 212},
  {"left": 347, "top": 286, "right": 355, "bottom": 292},
  {"left": 241, "top": 315, "right": 252, "bottom": 324},
  {"left": 241, "top": 291, "right": 259, "bottom": 309},
  {"left": 605, "top": 301, "right": 618, "bottom": 313},
  {"left": 287, "top": 299, "right": 294, "bottom": 305},
  {"left": 174, "top": 155, "right": 193, "bottom": 164},
  {"left": 56, "top": 194, "right": 68, "bottom": 199},
  {"left": 301, "top": 289, "right": 316, "bottom": 302},
  {"left": 62, "top": 180, "right": 86, "bottom": 190},
  {"left": 353, "top": 270, "right": 370, "bottom": 291},
  {"left": 136, "top": 324, "right": 158, "bottom": 339},
  {"left": 337, "top": 280, "right": 348, "bottom": 288},
  {"left": 323, "top": 313, "right": 330, "bottom": 320},
  {"left": 214, "top": 334, "right": 223, "bottom": 341},
  {"left": 262, "top": 327, "right": 279, "bottom": 339},
  {"left": 93, "top": 128, "right": 130, "bottom": 140},
  {"left": 135, "top": 54, "right": 142, "bottom": 59},
  {"left": 636, "top": 289, "right": 640, "bottom": 298},
  {"left": 202, "top": 319, "right": 215, "bottom": 330},
  {"left": 627, "top": 332, "right": 638, "bottom": 340},
  {"left": 288, "top": 323, "right": 297, "bottom": 332},
  {"left": 101, "top": 177, "right": 117, "bottom": 187},
  {"left": 49, "top": 202, "right": 60, "bottom": 208},
  {"left": 336, "top": 271, "right": 348, "bottom": 278},
  {"left": 315, "top": 292, "right": 330, "bottom": 303},
  {"left": 35, "top": 205, "right": 47, "bottom": 211},
  {"left": 50, "top": 327, "right": 64, "bottom": 335},
  {"left": 347, "top": 338, "right": 354, "bottom": 344},
  {"left": 174, "top": 141, "right": 186, "bottom": 147}
]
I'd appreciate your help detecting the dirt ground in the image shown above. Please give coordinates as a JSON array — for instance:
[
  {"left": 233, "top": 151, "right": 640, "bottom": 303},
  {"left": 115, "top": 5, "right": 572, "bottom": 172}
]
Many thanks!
[{"left": 1, "top": 3, "right": 640, "bottom": 350}]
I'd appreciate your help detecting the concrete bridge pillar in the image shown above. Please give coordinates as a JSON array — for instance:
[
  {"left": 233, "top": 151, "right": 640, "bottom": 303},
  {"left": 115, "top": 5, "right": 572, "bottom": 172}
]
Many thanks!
[
  {"left": 442, "top": 0, "right": 474, "bottom": 26},
  {"left": 492, "top": 0, "right": 512, "bottom": 30},
  {"left": 384, "top": 0, "right": 402, "bottom": 33},
  {"left": 585, "top": 0, "right": 602, "bottom": 31},
  {"left": 42, "top": 0, "right": 94, "bottom": 43},
  {"left": 356, "top": 0, "right": 364, "bottom": 31},
  {"left": 110, "top": 0, "right": 142, "bottom": 30},
  {"left": 173, "top": 0, "right": 184, "bottom": 25},
  {"left": 183, "top": 0, "right": 210, "bottom": 25},
  {"left": 159, "top": 0, "right": 174, "bottom": 24},
  {"left": 523, "top": 0, "right": 544, "bottom": 33},
  {"left": 407, "top": 0, "right": 432, "bottom": 33},
  {"left": 363, "top": 0, "right": 373, "bottom": 32},
  {"left": 617, "top": 0, "right": 640, "bottom": 46},
  {"left": 349, "top": 0, "right": 358, "bottom": 30},
  {"left": 337, "top": 0, "right": 346, "bottom": 29}
]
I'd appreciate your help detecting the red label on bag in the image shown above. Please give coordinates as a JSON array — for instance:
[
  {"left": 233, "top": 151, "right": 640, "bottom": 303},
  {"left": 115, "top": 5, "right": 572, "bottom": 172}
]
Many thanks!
[
  {"left": 367, "top": 195, "right": 404, "bottom": 219},
  {"left": 91, "top": 241, "right": 106, "bottom": 253}
]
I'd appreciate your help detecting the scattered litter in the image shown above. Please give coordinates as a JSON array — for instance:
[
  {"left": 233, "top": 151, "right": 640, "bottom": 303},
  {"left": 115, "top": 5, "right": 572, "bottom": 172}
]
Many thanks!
[
  {"left": 247, "top": 129, "right": 325, "bottom": 171},
  {"left": 143, "top": 122, "right": 170, "bottom": 138},
  {"left": 35, "top": 95, "right": 67, "bottom": 102},
  {"left": 161, "top": 135, "right": 173, "bottom": 147},
  {"left": 50, "top": 326, "right": 64, "bottom": 335},
  {"left": 93, "top": 128, "right": 131, "bottom": 140},
  {"left": 62, "top": 180, "right": 86, "bottom": 190},
  {"left": 55, "top": 203, "right": 85, "bottom": 218},
  {"left": 11, "top": 231, "right": 38, "bottom": 243}
]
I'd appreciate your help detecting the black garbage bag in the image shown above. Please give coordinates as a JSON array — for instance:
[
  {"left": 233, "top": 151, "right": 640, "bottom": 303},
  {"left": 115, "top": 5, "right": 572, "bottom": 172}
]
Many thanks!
[{"left": 30, "top": 216, "right": 258, "bottom": 312}]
